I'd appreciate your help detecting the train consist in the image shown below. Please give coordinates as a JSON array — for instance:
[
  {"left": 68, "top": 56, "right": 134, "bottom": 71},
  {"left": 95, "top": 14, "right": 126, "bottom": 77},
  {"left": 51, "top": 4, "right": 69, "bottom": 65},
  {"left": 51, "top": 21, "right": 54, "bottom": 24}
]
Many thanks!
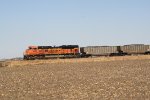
[{"left": 23, "top": 44, "right": 150, "bottom": 60}]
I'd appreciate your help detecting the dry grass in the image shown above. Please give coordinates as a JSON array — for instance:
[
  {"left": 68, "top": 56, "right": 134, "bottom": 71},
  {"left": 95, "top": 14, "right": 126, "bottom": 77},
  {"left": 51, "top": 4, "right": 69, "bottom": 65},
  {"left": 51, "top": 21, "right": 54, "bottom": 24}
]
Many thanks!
[{"left": 4, "top": 55, "right": 150, "bottom": 67}]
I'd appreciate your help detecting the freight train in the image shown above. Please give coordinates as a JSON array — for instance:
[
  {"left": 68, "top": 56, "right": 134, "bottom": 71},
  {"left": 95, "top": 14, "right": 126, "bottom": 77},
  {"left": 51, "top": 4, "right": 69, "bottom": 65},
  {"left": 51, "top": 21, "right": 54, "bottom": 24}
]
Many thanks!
[{"left": 23, "top": 44, "right": 150, "bottom": 60}]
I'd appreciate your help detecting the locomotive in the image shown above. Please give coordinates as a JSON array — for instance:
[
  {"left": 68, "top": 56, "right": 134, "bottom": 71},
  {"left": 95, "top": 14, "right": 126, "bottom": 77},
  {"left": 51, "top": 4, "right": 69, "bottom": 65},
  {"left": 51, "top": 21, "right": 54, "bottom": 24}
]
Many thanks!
[
  {"left": 23, "top": 45, "right": 80, "bottom": 60},
  {"left": 23, "top": 44, "right": 150, "bottom": 60}
]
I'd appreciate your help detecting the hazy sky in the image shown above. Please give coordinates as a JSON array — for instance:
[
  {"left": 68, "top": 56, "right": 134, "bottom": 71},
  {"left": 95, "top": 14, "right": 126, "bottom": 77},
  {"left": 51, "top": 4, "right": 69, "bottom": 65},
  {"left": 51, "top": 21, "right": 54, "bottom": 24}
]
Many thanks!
[{"left": 0, "top": 0, "right": 150, "bottom": 58}]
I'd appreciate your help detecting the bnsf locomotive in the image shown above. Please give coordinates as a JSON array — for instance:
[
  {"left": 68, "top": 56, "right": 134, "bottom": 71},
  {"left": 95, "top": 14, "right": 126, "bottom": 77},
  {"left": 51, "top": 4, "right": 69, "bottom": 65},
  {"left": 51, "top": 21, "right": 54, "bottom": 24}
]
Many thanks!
[
  {"left": 23, "top": 45, "right": 80, "bottom": 60},
  {"left": 24, "top": 44, "right": 150, "bottom": 60}
]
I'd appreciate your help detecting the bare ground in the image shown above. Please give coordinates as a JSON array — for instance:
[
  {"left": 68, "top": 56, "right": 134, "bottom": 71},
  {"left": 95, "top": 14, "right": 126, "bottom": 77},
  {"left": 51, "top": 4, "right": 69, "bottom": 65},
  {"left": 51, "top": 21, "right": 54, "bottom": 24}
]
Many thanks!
[{"left": 0, "top": 56, "right": 150, "bottom": 100}]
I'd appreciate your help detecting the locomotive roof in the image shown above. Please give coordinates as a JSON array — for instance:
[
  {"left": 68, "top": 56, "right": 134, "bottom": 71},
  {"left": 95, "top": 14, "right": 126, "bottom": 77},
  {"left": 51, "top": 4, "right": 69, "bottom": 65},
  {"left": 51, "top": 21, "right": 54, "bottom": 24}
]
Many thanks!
[{"left": 28, "top": 45, "right": 79, "bottom": 49}]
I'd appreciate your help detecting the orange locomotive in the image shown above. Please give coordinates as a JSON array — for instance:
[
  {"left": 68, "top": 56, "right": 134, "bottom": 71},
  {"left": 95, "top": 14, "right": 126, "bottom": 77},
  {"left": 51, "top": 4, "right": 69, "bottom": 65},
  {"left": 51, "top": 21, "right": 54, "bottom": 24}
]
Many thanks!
[{"left": 23, "top": 45, "right": 80, "bottom": 60}]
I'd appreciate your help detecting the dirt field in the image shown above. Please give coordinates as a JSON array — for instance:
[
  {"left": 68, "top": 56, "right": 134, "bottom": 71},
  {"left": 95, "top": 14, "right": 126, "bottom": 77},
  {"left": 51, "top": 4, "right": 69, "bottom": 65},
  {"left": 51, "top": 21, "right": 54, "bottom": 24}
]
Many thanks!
[{"left": 0, "top": 56, "right": 150, "bottom": 99}]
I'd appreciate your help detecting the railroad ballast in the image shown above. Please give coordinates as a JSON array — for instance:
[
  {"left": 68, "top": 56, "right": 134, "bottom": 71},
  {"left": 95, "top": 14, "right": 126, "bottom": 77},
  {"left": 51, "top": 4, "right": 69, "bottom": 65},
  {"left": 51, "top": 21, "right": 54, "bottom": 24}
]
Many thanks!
[{"left": 23, "top": 44, "right": 150, "bottom": 60}]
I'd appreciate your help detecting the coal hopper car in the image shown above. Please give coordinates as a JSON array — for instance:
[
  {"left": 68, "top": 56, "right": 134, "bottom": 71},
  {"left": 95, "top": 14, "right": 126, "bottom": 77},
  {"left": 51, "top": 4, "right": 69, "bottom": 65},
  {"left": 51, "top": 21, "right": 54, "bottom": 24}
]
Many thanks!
[
  {"left": 80, "top": 46, "right": 122, "bottom": 57},
  {"left": 120, "top": 44, "right": 150, "bottom": 55}
]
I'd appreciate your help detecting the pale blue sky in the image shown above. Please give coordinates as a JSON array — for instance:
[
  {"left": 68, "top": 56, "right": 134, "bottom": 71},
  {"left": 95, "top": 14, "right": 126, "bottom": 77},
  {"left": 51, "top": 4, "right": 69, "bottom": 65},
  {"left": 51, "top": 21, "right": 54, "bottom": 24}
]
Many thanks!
[{"left": 0, "top": 0, "right": 150, "bottom": 58}]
